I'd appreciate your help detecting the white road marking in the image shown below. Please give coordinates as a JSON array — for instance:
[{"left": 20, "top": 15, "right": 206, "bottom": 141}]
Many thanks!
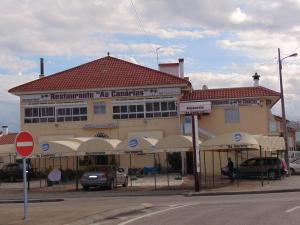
[
  {"left": 16, "top": 141, "right": 33, "bottom": 147},
  {"left": 286, "top": 206, "right": 300, "bottom": 213},
  {"left": 117, "top": 202, "right": 199, "bottom": 225}
]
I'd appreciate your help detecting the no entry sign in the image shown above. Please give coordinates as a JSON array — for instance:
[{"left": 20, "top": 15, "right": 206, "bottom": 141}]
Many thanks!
[{"left": 15, "top": 131, "right": 34, "bottom": 157}]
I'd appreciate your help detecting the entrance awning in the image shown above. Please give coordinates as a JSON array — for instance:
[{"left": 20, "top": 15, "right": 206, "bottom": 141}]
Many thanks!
[
  {"left": 116, "top": 137, "right": 158, "bottom": 153},
  {"left": 42, "top": 140, "right": 80, "bottom": 156},
  {"left": 200, "top": 132, "right": 260, "bottom": 151},
  {"left": 76, "top": 137, "right": 122, "bottom": 155},
  {"left": 155, "top": 135, "right": 198, "bottom": 152}
]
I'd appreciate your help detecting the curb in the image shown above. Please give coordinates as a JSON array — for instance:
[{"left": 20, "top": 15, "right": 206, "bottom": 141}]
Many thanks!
[
  {"left": 184, "top": 188, "right": 300, "bottom": 196},
  {"left": 0, "top": 198, "right": 64, "bottom": 204}
]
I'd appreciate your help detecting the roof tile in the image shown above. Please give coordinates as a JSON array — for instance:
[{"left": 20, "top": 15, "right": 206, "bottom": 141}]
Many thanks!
[
  {"left": 181, "top": 86, "right": 280, "bottom": 101},
  {"left": 0, "top": 133, "right": 17, "bottom": 145},
  {"left": 9, "top": 56, "right": 190, "bottom": 93}
]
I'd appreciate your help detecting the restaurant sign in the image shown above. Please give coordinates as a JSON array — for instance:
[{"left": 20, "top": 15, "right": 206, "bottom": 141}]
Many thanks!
[{"left": 21, "top": 87, "right": 181, "bottom": 103}]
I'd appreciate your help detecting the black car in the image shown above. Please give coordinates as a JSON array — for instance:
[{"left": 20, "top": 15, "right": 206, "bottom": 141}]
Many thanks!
[
  {"left": 222, "top": 157, "right": 287, "bottom": 180},
  {"left": 0, "top": 163, "right": 33, "bottom": 182}
]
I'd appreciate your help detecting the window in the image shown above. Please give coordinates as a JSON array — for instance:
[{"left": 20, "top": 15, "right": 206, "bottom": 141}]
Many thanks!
[
  {"left": 24, "top": 106, "right": 55, "bottom": 123},
  {"left": 113, "top": 100, "right": 177, "bottom": 120},
  {"left": 56, "top": 106, "right": 87, "bottom": 122},
  {"left": 94, "top": 102, "right": 106, "bottom": 114},
  {"left": 24, "top": 105, "right": 87, "bottom": 123},
  {"left": 224, "top": 108, "right": 240, "bottom": 123}
]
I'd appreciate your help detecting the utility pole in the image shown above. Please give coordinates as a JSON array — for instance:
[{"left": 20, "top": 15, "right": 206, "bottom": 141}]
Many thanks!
[{"left": 278, "top": 48, "right": 296, "bottom": 174}]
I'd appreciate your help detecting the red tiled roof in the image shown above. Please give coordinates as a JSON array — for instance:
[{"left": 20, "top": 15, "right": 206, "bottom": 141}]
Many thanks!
[
  {"left": 0, "top": 133, "right": 17, "bottom": 145},
  {"left": 9, "top": 56, "right": 190, "bottom": 93},
  {"left": 181, "top": 86, "right": 280, "bottom": 101}
]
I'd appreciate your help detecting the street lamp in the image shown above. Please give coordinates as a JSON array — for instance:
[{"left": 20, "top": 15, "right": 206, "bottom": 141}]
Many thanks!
[
  {"left": 278, "top": 48, "right": 297, "bottom": 175},
  {"left": 156, "top": 47, "right": 161, "bottom": 69}
]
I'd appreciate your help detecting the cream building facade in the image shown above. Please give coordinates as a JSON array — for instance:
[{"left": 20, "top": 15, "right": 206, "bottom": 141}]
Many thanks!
[{"left": 8, "top": 56, "right": 283, "bottom": 175}]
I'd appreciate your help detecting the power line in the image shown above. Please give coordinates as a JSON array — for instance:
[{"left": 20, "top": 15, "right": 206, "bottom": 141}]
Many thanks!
[{"left": 129, "top": 0, "right": 157, "bottom": 54}]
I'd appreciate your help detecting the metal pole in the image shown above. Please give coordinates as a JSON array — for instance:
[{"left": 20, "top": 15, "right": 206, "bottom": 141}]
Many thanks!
[
  {"left": 22, "top": 158, "right": 28, "bottom": 220},
  {"left": 129, "top": 154, "right": 132, "bottom": 187},
  {"left": 278, "top": 48, "right": 290, "bottom": 174},
  {"left": 260, "top": 146, "right": 264, "bottom": 187},
  {"left": 212, "top": 151, "right": 215, "bottom": 186},
  {"left": 154, "top": 153, "right": 157, "bottom": 190},
  {"left": 219, "top": 151, "right": 222, "bottom": 183},
  {"left": 75, "top": 156, "right": 79, "bottom": 190},
  {"left": 39, "top": 156, "right": 41, "bottom": 188},
  {"left": 191, "top": 114, "right": 200, "bottom": 192},
  {"left": 204, "top": 151, "right": 207, "bottom": 186},
  {"left": 166, "top": 152, "right": 169, "bottom": 188}
]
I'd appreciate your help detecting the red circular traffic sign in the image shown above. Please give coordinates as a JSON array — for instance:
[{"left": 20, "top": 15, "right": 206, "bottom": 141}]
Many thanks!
[{"left": 15, "top": 131, "right": 34, "bottom": 157}]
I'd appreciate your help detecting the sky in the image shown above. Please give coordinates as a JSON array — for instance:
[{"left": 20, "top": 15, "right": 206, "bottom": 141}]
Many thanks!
[{"left": 1, "top": 0, "right": 300, "bottom": 132}]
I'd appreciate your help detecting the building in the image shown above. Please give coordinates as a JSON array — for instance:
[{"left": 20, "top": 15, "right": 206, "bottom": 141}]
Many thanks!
[
  {"left": 8, "top": 55, "right": 283, "bottom": 174},
  {"left": 0, "top": 126, "right": 17, "bottom": 168}
]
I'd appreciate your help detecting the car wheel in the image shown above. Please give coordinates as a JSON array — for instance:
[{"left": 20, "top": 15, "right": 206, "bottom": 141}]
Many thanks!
[
  {"left": 109, "top": 179, "right": 115, "bottom": 190},
  {"left": 83, "top": 186, "right": 89, "bottom": 191},
  {"left": 268, "top": 170, "right": 277, "bottom": 180},
  {"left": 290, "top": 168, "right": 295, "bottom": 175},
  {"left": 123, "top": 177, "right": 128, "bottom": 187}
]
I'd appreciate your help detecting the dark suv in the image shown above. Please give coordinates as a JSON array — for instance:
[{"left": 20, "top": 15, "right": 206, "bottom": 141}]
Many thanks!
[
  {"left": 0, "top": 163, "right": 33, "bottom": 182},
  {"left": 222, "top": 157, "right": 287, "bottom": 180}
]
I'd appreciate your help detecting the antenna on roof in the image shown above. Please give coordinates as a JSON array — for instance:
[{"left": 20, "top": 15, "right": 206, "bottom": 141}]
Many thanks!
[{"left": 107, "top": 52, "right": 110, "bottom": 57}]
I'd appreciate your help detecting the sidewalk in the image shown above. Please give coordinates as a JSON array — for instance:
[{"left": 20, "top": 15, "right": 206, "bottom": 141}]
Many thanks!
[{"left": 1, "top": 175, "right": 300, "bottom": 198}]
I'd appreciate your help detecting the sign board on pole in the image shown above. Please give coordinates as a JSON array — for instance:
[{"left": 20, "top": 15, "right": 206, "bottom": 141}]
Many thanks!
[
  {"left": 15, "top": 131, "right": 34, "bottom": 157},
  {"left": 180, "top": 101, "right": 211, "bottom": 114},
  {"left": 15, "top": 131, "right": 34, "bottom": 221}
]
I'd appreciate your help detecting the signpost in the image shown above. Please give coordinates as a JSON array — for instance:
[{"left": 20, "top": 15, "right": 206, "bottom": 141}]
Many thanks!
[{"left": 15, "top": 131, "right": 34, "bottom": 220}]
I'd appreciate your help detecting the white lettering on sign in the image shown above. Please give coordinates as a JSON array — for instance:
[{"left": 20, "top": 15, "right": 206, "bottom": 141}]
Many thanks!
[
  {"left": 180, "top": 101, "right": 211, "bottom": 114},
  {"left": 21, "top": 88, "right": 181, "bottom": 103},
  {"left": 212, "top": 99, "right": 261, "bottom": 106}
]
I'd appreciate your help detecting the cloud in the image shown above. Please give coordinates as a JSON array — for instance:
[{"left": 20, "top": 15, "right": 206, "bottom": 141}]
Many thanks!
[
  {"left": 0, "top": 73, "right": 36, "bottom": 131},
  {"left": 230, "top": 7, "right": 252, "bottom": 24}
]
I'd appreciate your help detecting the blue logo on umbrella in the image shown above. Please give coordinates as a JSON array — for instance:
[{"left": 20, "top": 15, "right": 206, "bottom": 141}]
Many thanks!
[
  {"left": 42, "top": 143, "right": 49, "bottom": 151},
  {"left": 233, "top": 133, "right": 242, "bottom": 142},
  {"left": 128, "top": 139, "right": 138, "bottom": 148}
]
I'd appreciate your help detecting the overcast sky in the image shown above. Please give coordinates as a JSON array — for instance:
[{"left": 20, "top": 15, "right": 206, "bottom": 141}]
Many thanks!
[{"left": 1, "top": 0, "right": 300, "bottom": 132}]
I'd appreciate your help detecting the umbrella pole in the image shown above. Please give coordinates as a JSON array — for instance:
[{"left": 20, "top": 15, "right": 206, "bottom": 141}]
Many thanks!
[
  {"left": 212, "top": 151, "right": 215, "bottom": 186},
  {"left": 235, "top": 151, "right": 239, "bottom": 186},
  {"left": 39, "top": 156, "right": 41, "bottom": 188},
  {"left": 260, "top": 146, "right": 264, "bottom": 187},
  {"left": 129, "top": 154, "right": 132, "bottom": 187},
  {"left": 154, "top": 153, "right": 157, "bottom": 190},
  {"left": 219, "top": 151, "right": 222, "bottom": 183},
  {"left": 59, "top": 155, "right": 62, "bottom": 185},
  {"left": 44, "top": 157, "right": 47, "bottom": 187},
  {"left": 166, "top": 152, "right": 169, "bottom": 188},
  {"left": 75, "top": 155, "right": 79, "bottom": 191}
]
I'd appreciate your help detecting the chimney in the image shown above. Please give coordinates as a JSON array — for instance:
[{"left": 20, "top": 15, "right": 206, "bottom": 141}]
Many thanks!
[
  {"left": 39, "top": 58, "right": 44, "bottom": 79},
  {"left": 252, "top": 72, "right": 260, "bottom": 87},
  {"left": 2, "top": 126, "right": 8, "bottom": 135},
  {"left": 179, "top": 58, "right": 184, "bottom": 78},
  {"left": 202, "top": 85, "right": 208, "bottom": 90}
]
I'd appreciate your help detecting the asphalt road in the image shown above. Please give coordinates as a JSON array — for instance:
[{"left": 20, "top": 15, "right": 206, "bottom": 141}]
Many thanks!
[
  {"left": 1, "top": 191, "right": 300, "bottom": 225},
  {"left": 94, "top": 192, "right": 300, "bottom": 225}
]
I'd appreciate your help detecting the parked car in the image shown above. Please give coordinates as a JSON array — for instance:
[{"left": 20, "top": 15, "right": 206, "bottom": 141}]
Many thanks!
[
  {"left": 80, "top": 166, "right": 128, "bottom": 190},
  {"left": 0, "top": 162, "right": 33, "bottom": 182},
  {"left": 289, "top": 158, "right": 300, "bottom": 175},
  {"left": 221, "top": 157, "right": 287, "bottom": 180}
]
